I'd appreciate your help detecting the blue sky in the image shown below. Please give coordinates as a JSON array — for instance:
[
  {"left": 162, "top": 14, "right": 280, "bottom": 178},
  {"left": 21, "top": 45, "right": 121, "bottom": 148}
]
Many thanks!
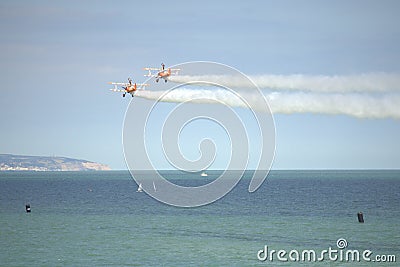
[{"left": 0, "top": 0, "right": 399, "bottom": 169}]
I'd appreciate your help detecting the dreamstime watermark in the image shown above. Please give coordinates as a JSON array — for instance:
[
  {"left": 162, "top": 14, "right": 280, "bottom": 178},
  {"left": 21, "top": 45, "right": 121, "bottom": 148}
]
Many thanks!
[
  {"left": 122, "top": 61, "right": 276, "bottom": 207},
  {"left": 257, "top": 238, "right": 397, "bottom": 263}
]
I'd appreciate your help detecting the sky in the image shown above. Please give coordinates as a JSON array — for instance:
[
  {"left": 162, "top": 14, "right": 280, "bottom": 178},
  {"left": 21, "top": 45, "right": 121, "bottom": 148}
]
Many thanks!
[{"left": 0, "top": 0, "right": 399, "bottom": 170}]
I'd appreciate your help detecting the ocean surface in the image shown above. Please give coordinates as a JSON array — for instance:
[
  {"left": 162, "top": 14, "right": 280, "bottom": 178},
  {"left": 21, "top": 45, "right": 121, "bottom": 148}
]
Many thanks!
[{"left": 1, "top": 170, "right": 399, "bottom": 266}]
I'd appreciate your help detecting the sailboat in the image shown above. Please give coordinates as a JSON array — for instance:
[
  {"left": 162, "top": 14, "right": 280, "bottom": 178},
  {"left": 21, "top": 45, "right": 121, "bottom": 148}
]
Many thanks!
[
  {"left": 137, "top": 183, "right": 143, "bottom": 192},
  {"left": 153, "top": 181, "right": 157, "bottom": 192}
]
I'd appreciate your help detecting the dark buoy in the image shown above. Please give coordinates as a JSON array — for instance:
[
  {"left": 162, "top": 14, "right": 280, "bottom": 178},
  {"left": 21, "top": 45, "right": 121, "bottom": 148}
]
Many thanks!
[
  {"left": 357, "top": 212, "right": 364, "bottom": 223},
  {"left": 25, "top": 204, "right": 31, "bottom": 213}
]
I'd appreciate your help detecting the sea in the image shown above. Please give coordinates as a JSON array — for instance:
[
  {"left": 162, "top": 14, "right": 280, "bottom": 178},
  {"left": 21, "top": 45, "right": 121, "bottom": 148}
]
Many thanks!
[{"left": 0, "top": 170, "right": 399, "bottom": 266}]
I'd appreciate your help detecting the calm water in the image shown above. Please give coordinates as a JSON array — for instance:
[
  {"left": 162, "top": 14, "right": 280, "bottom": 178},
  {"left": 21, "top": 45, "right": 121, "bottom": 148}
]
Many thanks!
[{"left": 0, "top": 170, "right": 399, "bottom": 266}]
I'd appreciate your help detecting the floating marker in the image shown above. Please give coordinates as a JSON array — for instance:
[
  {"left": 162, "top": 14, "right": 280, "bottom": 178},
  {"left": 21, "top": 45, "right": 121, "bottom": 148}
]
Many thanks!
[
  {"left": 25, "top": 204, "right": 31, "bottom": 213},
  {"left": 357, "top": 212, "right": 364, "bottom": 223}
]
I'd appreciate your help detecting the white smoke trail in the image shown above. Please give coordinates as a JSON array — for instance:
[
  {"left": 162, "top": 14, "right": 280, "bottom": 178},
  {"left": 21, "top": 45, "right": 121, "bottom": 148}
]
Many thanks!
[
  {"left": 135, "top": 89, "right": 400, "bottom": 119},
  {"left": 267, "top": 92, "right": 400, "bottom": 118},
  {"left": 168, "top": 73, "right": 400, "bottom": 93}
]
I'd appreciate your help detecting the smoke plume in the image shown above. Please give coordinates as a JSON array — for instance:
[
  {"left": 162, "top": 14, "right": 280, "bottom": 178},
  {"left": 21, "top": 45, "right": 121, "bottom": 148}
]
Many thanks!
[
  {"left": 128, "top": 72, "right": 400, "bottom": 119},
  {"left": 169, "top": 73, "right": 400, "bottom": 93}
]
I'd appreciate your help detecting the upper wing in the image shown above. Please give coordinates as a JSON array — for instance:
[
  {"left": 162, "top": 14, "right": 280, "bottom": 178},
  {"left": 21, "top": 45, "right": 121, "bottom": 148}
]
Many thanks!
[
  {"left": 108, "top": 82, "right": 126, "bottom": 93},
  {"left": 169, "top": 68, "right": 181, "bottom": 75},
  {"left": 136, "top": 83, "right": 150, "bottom": 89},
  {"left": 108, "top": 82, "right": 128, "bottom": 86},
  {"left": 110, "top": 88, "right": 126, "bottom": 92},
  {"left": 143, "top": 68, "right": 160, "bottom": 77}
]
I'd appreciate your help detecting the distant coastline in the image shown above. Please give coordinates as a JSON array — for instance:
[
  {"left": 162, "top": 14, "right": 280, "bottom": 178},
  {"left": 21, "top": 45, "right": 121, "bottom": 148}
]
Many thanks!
[{"left": 0, "top": 154, "right": 111, "bottom": 171}]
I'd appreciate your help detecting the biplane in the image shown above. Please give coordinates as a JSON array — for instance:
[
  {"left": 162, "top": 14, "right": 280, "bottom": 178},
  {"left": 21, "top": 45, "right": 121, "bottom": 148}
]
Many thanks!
[
  {"left": 108, "top": 78, "right": 149, "bottom": 97},
  {"left": 143, "top": 63, "right": 180, "bottom": 83}
]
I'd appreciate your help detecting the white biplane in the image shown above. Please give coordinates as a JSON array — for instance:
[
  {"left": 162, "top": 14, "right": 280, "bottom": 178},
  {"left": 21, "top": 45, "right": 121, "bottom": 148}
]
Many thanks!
[
  {"left": 143, "top": 63, "right": 180, "bottom": 83},
  {"left": 108, "top": 78, "right": 149, "bottom": 97}
]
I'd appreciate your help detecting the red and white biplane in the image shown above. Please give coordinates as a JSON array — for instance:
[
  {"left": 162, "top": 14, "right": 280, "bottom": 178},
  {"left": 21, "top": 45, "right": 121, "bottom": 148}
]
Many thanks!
[
  {"left": 143, "top": 63, "right": 180, "bottom": 83},
  {"left": 108, "top": 78, "right": 149, "bottom": 97}
]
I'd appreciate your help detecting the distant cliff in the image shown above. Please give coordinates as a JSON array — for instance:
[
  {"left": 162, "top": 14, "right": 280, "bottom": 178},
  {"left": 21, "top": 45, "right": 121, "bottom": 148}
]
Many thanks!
[{"left": 0, "top": 154, "right": 111, "bottom": 171}]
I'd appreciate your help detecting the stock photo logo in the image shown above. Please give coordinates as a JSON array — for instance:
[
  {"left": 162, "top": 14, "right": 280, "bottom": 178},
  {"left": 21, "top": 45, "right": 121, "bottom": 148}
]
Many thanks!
[
  {"left": 123, "top": 62, "right": 276, "bottom": 207},
  {"left": 257, "top": 238, "right": 397, "bottom": 263}
]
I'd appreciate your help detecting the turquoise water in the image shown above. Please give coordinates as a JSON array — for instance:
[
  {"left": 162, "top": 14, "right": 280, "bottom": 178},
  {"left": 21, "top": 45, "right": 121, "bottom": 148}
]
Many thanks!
[{"left": 1, "top": 170, "right": 399, "bottom": 266}]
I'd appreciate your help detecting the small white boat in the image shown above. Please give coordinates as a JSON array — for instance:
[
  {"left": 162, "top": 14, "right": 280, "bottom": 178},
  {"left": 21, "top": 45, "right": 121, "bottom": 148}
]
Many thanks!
[
  {"left": 137, "top": 183, "right": 143, "bottom": 192},
  {"left": 201, "top": 171, "right": 208, "bottom": 177}
]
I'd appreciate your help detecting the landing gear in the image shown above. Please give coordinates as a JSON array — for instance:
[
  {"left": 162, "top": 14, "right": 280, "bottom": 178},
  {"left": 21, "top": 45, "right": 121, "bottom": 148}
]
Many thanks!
[
  {"left": 164, "top": 79, "right": 167, "bottom": 83},
  {"left": 156, "top": 78, "right": 159, "bottom": 83},
  {"left": 123, "top": 93, "right": 126, "bottom": 97}
]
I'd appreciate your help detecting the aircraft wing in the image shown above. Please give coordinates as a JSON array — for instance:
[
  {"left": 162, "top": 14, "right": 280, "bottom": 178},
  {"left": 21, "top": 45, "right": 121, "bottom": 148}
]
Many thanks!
[
  {"left": 143, "top": 68, "right": 159, "bottom": 77},
  {"left": 137, "top": 83, "right": 150, "bottom": 89},
  {"left": 108, "top": 82, "right": 128, "bottom": 86},
  {"left": 169, "top": 68, "right": 181, "bottom": 75},
  {"left": 110, "top": 88, "right": 126, "bottom": 92}
]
